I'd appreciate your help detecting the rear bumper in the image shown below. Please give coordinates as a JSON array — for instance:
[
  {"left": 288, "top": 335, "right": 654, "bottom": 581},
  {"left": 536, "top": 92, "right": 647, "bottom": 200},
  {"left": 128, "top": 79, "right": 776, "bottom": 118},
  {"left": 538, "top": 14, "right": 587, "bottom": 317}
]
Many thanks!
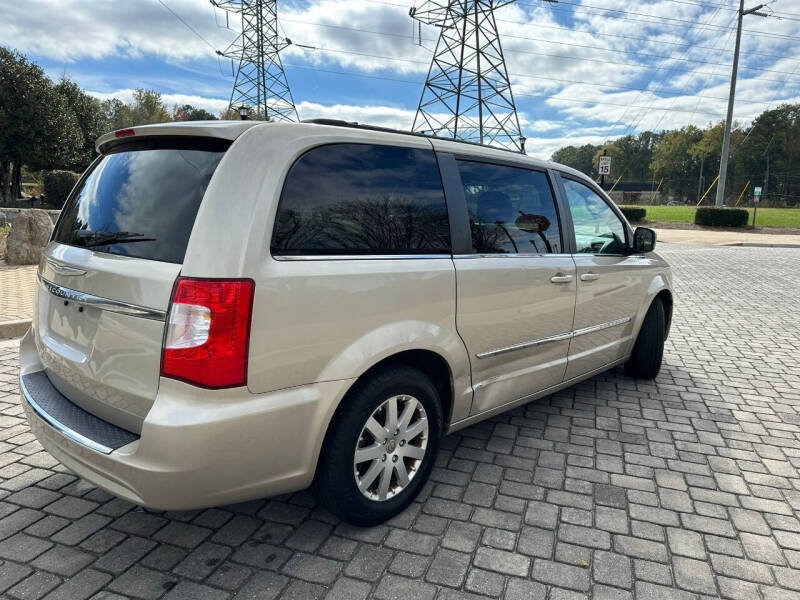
[{"left": 20, "top": 334, "right": 354, "bottom": 510}]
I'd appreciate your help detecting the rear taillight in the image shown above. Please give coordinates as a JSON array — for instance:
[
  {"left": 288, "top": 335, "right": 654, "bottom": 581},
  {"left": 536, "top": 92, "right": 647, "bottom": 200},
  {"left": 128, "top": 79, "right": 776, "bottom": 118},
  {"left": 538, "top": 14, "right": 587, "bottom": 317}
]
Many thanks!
[{"left": 161, "top": 278, "right": 255, "bottom": 389}]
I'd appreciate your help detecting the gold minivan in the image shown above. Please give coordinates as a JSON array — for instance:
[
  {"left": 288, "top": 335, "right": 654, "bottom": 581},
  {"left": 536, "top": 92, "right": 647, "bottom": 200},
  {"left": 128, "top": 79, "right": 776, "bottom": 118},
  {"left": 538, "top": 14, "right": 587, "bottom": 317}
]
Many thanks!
[{"left": 20, "top": 120, "right": 672, "bottom": 525}]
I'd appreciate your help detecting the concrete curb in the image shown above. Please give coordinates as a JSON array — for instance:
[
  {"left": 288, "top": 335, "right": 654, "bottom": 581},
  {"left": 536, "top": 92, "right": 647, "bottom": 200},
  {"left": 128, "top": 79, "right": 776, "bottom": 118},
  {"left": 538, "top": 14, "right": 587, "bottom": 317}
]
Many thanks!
[
  {"left": 719, "top": 242, "right": 800, "bottom": 248},
  {"left": 0, "top": 319, "right": 30, "bottom": 340}
]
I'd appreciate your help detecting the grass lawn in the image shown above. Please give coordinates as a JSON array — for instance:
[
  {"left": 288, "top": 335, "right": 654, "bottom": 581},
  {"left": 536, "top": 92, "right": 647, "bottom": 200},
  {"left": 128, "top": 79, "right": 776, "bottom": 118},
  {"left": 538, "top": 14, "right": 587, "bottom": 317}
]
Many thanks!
[{"left": 626, "top": 205, "right": 800, "bottom": 228}]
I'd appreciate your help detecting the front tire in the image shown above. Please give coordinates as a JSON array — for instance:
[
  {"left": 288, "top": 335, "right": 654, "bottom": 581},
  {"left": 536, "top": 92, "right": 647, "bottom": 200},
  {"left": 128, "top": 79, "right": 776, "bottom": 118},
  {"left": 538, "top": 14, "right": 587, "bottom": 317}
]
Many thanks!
[
  {"left": 314, "top": 365, "right": 442, "bottom": 526},
  {"left": 625, "top": 297, "right": 666, "bottom": 379}
]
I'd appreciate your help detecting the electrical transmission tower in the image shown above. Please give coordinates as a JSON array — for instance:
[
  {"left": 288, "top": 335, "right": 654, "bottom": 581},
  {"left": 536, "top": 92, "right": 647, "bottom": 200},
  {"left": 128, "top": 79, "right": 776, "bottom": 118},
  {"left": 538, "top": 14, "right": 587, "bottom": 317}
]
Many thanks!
[
  {"left": 410, "top": 1, "right": 524, "bottom": 152},
  {"left": 212, "top": 0, "right": 298, "bottom": 121}
]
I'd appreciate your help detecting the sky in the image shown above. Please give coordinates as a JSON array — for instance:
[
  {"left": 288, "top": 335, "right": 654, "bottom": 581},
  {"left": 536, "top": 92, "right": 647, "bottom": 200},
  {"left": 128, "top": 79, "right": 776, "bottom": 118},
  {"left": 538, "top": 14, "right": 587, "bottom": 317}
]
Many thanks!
[{"left": 1, "top": 0, "right": 799, "bottom": 159}]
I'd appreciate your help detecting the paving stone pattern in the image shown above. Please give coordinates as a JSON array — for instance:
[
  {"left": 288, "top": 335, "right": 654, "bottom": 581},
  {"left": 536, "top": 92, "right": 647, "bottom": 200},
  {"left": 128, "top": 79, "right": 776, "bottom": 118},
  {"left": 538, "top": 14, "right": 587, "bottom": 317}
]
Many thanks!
[
  {"left": 0, "top": 245, "right": 799, "bottom": 599},
  {"left": 0, "top": 262, "right": 36, "bottom": 324}
]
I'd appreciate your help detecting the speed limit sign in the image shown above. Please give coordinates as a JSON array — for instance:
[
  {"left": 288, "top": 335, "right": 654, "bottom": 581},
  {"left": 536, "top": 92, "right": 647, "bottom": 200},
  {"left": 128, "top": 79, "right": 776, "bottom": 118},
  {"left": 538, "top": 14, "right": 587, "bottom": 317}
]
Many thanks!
[{"left": 599, "top": 156, "right": 611, "bottom": 175}]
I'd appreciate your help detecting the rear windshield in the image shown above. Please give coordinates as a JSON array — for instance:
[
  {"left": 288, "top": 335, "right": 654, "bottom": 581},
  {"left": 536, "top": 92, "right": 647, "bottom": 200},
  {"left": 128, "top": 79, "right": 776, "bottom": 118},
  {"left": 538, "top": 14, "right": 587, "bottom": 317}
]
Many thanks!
[{"left": 53, "top": 139, "right": 228, "bottom": 264}]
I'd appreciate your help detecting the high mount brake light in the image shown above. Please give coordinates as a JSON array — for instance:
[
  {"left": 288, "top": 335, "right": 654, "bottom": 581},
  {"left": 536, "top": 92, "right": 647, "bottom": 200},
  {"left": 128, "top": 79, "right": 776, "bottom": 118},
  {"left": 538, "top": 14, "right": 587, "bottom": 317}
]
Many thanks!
[
  {"left": 161, "top": 278, "right": 255, "bottom": 389},
  {"left": 114, "top": 128, "right": 135, "bottom": 138}
]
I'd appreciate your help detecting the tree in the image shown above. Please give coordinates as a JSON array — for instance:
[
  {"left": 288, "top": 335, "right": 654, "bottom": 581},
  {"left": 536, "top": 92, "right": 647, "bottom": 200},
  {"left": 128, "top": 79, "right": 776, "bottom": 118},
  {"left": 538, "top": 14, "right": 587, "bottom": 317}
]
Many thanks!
[
  {"left": 101, "top": 88, "right": 171, "bottom": 130},
  {"left": 731, "top": 105, "right": 800, "bottom": 206},
  {"left": 650, "top": 126, "right": 704, "bottom": 200},
  {"left": 129, "top": 89, "right": 171, "bottom": 126},
  {"left": 54, "top": 78, "right": 108, "bottom": 170},
  {"left": 551, "top": 144, "right": 598, "bottom": 176},
  {"left": 173, "top": 104, "right": 218, "bottom": 121},
  {"left": 0, "top": 47, "right": 82, "bottom": 202},
  {"left": 593, "top": 132, "right": 661, "bottom": 182}
]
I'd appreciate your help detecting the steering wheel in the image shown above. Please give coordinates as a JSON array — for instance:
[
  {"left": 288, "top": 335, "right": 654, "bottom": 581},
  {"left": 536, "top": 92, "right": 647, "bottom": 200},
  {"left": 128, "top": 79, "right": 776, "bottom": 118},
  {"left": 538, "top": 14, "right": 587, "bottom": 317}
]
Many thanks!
[{"left": 595, "top": 232, "right": 623, "bottom": 254}]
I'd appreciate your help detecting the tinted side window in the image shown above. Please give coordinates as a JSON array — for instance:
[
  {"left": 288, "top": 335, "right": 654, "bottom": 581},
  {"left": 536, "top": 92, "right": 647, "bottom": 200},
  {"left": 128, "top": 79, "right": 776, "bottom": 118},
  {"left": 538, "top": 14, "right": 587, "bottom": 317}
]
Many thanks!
[
  {"left": 456, "top": 161, "right": 562, "bottom": 254},
  {"left": 271, "top": 144, "right": 450, "bottom": 255},
  {"left": 562, "top": 178, "right": 626, "bottom": 255}
]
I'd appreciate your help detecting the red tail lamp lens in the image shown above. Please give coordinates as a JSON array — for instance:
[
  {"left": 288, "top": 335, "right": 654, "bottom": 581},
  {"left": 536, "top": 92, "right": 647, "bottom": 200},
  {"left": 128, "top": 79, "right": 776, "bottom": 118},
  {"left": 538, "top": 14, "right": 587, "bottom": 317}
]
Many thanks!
[{"left": 161, "top": 278, "right": 255, "bottom": 389}]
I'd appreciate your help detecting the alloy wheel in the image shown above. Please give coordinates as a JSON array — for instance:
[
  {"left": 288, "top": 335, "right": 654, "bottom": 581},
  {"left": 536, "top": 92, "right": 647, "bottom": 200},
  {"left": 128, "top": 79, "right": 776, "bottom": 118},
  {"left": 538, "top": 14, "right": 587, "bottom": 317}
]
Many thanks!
[{"left": 353, "top": 394, "right": 429, "bottom": 501}]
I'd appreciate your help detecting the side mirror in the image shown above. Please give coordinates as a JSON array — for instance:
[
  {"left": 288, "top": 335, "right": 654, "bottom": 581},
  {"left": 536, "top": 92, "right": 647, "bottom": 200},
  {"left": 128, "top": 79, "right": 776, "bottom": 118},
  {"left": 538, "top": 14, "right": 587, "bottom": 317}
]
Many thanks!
[{"left": 632, "top": 227, "right": 656, "bottom": 253}]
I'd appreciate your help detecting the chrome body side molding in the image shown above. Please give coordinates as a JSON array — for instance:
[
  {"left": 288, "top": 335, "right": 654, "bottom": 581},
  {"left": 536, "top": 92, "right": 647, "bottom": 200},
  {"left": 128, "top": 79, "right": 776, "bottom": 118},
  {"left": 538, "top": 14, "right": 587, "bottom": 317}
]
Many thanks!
[
  {"left": 572, "top": 317, "right": 632, "bottom": 338},
  {"left": 448, "top": 356, "right": 629, "bottom": 433},
  {"left": 476, "top": 316, "right": 632, "bottom": 359},
  {"left": 475, "top": 332, "right": 573, "bottom": 359},
  {"left": 273, "top": 254, "right": 452, "bottom": 261}
]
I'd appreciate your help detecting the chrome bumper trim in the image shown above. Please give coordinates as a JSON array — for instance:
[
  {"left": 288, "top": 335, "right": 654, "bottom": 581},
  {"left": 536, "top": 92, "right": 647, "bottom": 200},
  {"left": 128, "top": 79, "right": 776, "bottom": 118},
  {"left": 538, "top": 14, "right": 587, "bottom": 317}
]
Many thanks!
[
  {"left": 39, "top": 275, "right": 166, "bottom": 321},
  {"left": 21, "top": 374, "right": 114, "bottom": 455}
]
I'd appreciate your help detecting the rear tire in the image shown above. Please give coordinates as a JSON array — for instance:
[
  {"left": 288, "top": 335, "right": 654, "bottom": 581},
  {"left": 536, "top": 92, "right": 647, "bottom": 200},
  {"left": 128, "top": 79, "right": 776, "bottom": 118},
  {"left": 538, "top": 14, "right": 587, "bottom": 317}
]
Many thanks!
[
  {"left": 314, "top": 365, "right": 442, "bottom": 526},
  {"left": 625, "top": 297, "right": 665, "bottom": 380}
]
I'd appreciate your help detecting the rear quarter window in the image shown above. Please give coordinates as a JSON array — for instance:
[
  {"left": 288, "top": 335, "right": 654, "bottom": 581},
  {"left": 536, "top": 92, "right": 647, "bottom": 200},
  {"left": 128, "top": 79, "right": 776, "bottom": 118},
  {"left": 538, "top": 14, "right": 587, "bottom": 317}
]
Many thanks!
[
  {"left": 53, "top": 139, "right": 228, "bottom": 264},
  {"left": 271, "top": 143, "right": 450, "bottom": 256}
]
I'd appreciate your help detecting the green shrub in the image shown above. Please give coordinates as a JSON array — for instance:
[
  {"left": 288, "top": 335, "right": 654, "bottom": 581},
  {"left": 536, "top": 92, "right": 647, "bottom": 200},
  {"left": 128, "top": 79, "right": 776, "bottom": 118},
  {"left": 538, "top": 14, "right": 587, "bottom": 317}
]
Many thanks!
[
  {"left": 42, "top": 170, "right": 80, "bottom": 209},
  {"left": 619, "top": 206, "right": 646, "bottom": 223},
  {"left": 694, "top": 207, "right": 749, "bottom": 228}
]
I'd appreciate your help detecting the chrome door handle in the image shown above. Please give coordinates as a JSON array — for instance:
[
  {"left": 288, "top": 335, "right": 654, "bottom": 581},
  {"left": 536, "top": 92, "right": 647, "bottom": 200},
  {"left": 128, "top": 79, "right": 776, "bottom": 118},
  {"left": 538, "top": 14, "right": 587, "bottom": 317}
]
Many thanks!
[
  {"left": 550, "top": 274, "right": 574, "bottom": 284},
  {"left": 580, "top": 273, "right": 600, "bottom": 282}
]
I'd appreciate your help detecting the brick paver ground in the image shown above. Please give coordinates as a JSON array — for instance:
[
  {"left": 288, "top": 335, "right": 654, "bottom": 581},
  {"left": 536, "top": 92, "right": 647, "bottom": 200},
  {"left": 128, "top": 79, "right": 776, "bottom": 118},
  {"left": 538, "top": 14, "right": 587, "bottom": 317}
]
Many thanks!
[
  {"left": 0, "top": 261, "right": 36, "bottom": 324},
  {"left": 0, "top": 245, "right": 799, "bottom": 599}
]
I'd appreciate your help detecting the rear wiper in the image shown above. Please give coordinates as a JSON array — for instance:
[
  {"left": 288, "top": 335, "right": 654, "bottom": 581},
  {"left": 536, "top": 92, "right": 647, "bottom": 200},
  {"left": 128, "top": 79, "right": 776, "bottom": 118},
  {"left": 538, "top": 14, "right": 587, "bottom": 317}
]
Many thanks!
[{"left": 74, "top": 231, "right": 156, "bottom": 247}]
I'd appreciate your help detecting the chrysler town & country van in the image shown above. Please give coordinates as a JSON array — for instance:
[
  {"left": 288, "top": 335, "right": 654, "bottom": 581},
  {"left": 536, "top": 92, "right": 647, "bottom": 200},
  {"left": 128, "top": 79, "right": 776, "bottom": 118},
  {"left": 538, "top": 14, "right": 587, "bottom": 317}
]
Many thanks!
[{"left": 20, "top": 120, "right": 672, "bottom": 525}]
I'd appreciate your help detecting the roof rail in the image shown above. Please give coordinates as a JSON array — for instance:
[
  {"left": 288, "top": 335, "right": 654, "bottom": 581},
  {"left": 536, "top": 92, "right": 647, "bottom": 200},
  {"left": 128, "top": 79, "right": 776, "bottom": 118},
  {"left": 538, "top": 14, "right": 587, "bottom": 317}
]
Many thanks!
[{"left": 300, "top": 118, "right": 522, "bottom": 155}]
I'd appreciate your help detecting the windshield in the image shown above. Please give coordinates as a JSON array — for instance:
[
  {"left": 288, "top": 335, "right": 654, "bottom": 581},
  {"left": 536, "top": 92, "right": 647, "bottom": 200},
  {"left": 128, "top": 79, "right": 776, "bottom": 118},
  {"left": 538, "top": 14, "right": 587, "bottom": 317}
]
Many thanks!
[{"left": 53, "top": 141, "right": 227, "bottom": 264}]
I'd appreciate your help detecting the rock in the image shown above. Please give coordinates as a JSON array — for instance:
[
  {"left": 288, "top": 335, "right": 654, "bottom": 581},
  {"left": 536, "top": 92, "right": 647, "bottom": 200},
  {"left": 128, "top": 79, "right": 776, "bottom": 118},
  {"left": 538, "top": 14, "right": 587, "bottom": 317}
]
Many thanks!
[{"left": 5, "top": 209, "right": 53, "bottom": 265}]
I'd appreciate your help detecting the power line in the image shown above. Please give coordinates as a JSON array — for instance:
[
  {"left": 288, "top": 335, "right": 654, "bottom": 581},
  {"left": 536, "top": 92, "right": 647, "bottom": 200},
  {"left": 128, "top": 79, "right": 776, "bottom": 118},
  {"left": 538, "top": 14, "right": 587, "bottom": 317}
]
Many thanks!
[
  {"left": 621, "top": 6, "right": 733, "bottom": 135},
  {"left": 157, "top": 0, "right": 799, "bottom": 137},
  {"left": 733, "top": 58, "right": 800, "bottom": 153},
  {"left": 156, "top": 0, "right": 219, "bottom": 53},
  {"left": 294, "top": 43, "right": 794, "bottom": 107},
  {"left": 682, "top": 16, "right": 741, "bottom": 129},
  {"left": 282, "top": 61, "right": 774, "bottom": 120},
  {"left": 518, "top": 0, "right": 800, "bottom": 42},
  {"left": 359, "top": 0, "right": 800, "bottom": 63},
  {"left": 280, "top": 17, "right": 800, "bottom": 85},
  {"left": 497, "top": 32, "right": 800, "bottom": 80}
]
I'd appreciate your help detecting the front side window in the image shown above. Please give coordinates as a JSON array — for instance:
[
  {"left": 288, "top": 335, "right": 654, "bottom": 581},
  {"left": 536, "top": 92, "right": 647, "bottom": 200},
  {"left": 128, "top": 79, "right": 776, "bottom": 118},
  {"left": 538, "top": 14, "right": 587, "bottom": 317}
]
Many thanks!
[
  {"left": 562, "top": 178, "right": 627, "bottom": 255},
  {"left": 457, "top": 161, "right": 562, "bottom": 254},
  {"left": 271, "top": 144, "right": 450, "bottom": 255}
]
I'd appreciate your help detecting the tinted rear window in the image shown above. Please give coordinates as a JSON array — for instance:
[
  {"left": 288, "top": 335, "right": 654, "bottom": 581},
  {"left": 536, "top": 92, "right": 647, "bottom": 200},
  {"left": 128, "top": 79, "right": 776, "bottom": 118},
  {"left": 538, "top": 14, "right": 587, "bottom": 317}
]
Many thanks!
[
  {"left": 271, "top": 143, "right": 450, "bottom": 255},
  {"left": 53, "top": 140, "right": 227, "bottom": 264}
]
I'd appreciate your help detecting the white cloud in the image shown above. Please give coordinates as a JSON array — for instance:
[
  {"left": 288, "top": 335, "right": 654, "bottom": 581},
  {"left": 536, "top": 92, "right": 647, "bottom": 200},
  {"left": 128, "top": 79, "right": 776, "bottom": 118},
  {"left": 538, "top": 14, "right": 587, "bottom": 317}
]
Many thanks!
[
  {"left": 0, "top": 0, "right": 233, "bottom": 61},
  {"left": 3, "top": 0, "right": 799, "bottom": 152}
]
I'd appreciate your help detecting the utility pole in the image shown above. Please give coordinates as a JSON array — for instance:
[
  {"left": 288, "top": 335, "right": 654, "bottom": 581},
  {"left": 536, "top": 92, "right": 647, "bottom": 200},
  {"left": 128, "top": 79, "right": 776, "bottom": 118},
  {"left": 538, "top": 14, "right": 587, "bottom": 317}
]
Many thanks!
[
  {"left": 600, "top": 148, "right": 607, "bottom": 189},
  {"left": 212, "top": 0, "right": 298, "bottom": 121},
  {"left": 697, "top": 155, "right": 705, "bottom": 205},
  {"left": 763, "top": 135, "right": 774, "bottom": 203},
  {"left": 715, "top": 0, "right": 769, "bottom": 206},
  {"left": 410, "top": 1, "right": 524, "bottom": 152}
]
